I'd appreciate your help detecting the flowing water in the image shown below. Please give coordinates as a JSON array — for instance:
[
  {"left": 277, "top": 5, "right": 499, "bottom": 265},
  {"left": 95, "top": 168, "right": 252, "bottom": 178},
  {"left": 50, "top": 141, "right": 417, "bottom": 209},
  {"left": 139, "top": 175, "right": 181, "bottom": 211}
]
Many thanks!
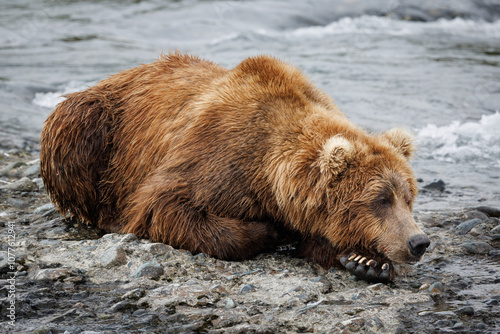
[{"left": 1, "top": 0, "right": 499, "bottom": 211}]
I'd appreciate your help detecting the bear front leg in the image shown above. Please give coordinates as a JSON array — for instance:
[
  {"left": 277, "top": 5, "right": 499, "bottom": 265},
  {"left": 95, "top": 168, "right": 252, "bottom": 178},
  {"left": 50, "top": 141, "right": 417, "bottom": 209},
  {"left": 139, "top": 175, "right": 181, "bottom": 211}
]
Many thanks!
[{"left": 122, "top": 181, "right": 279, "bottom": 260}]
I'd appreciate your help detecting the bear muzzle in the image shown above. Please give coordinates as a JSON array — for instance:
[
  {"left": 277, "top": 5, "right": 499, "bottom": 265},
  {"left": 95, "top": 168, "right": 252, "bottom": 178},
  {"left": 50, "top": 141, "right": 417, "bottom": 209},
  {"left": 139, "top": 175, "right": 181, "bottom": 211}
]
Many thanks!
[{"left": 407, "top": 234, "right": 430, "bottom": 259}]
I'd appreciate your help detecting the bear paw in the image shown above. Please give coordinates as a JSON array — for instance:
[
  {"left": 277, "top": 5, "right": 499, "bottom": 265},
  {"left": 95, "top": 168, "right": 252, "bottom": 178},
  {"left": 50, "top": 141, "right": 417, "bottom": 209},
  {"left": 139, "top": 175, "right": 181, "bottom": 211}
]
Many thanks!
[{"left": 339, "top": 253, "right": 392, "bottom": 284}]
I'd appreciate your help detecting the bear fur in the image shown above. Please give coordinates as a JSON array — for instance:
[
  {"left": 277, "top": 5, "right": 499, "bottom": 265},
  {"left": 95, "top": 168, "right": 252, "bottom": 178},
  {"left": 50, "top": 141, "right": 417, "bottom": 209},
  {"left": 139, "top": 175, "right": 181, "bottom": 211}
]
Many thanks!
[{"left": 40, "top": 53, "right": 428, "bottom": 280}]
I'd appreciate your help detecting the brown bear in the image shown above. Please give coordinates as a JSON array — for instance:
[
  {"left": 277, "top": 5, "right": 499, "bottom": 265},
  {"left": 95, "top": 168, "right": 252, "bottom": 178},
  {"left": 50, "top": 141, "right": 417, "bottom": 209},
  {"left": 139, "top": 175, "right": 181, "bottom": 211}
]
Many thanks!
[{"left": 40, "top": 53, "right": 430, "bottom": 283}]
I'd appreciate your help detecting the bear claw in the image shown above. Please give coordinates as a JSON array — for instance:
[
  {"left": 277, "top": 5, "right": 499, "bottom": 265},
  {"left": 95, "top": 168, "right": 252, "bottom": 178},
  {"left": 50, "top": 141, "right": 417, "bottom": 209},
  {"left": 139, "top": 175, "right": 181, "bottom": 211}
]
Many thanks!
[{"left": 339, "top": 253, "right": 392, "bottom": 284}]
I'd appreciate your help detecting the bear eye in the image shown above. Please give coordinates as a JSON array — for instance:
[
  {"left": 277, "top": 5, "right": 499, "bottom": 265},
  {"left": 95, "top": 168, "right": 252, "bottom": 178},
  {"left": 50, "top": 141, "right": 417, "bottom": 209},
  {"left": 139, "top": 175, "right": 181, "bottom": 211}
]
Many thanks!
[{"left": 378, "top": 197, "right": 391, "bottom": 206}]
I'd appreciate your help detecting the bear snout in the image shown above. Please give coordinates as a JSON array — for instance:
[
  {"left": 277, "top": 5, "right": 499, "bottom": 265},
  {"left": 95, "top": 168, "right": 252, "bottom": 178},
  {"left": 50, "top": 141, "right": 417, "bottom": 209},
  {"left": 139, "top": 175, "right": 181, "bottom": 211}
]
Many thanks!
[{"left": 407, "top": 234, "right": 430, "bottom": 258}]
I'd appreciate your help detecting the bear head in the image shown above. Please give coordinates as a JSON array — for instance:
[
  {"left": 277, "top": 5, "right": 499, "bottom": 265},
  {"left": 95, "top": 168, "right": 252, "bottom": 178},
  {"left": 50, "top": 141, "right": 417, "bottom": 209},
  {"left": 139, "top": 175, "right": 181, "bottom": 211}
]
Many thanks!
[{"left": 317, "top": 127, "right": 429, "bottom": 265}]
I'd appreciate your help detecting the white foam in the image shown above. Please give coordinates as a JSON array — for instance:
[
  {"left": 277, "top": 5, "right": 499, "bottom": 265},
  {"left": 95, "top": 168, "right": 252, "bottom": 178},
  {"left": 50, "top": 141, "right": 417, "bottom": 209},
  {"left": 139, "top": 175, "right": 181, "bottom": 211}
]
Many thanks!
[
  {"left": 270, "top": 16, "right": 500, "bottom": 39},
  {"left": 32, "top": 81, "right": 89, "bottom": 109},
  {"left": 417, "top": 112, "right": 500, "bottom": 165}
]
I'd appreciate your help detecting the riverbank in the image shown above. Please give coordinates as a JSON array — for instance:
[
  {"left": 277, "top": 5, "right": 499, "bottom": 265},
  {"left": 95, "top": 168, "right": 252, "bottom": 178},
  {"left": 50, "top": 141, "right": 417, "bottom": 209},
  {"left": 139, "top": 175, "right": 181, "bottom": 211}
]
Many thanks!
[{"left": 1, "top": 151, "right": 499, "bottom": 334}]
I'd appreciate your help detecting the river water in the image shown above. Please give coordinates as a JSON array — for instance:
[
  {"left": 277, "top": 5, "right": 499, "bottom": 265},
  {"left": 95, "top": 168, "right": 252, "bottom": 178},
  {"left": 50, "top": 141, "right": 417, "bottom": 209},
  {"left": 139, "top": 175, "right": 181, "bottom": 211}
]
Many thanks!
[{"left": 1, "top": 0, "right": 499, "bottom": 211}]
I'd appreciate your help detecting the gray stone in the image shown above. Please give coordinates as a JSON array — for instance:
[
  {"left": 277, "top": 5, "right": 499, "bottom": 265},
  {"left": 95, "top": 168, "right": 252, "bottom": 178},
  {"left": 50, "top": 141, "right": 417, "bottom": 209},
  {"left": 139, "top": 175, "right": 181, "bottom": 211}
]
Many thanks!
[
  {"left": 455, "top": 306, "right": 474, "bottom": 316},
  {"left": 341, "top": 317, "right": 365, "bottom": 331},
  {"left": 491, "top": 225, "right": 500, "bottom": 234},
  {"left": 461, "top": 242, "right": 493, "bottom": 254},
  {"left": 97, "top": 246, "right": 128, "bottom": 268},
  {"left": 34, "top": 203, "right": 55, "bottom": 215},
  {"left": 225, "top": 298, "right": 236, "bottom": 309},
  {"left": 475, "top": 206, "right": 500, "bottom": 217},
  {"left": 0, "top": 161, "right": 25, "bottom": 175},
  {"left": 146, "top": 243, "right": 172, "bottom": 255},
  {"left": 429, "top": 282, "right": 444, "bottom": 294},
  {"left": 455, "top": 219, "right": 482, "bottom": 235},
  {"left": 0, "top": 251, "right": 10, "bottom": 274},
  {"left": 130, "top": 261, "right": 164, "bottom": 279},
  {"left": 120, "top": 233, "right": 138, "bottom": 243},
  {"left": 2, "top": 177, "right": 37, "bottom": 192},
  {"left": 34, "top": 268, "right": 72, "bottom": 281},
  {"left": 24, "top": 160, "right": 40, "bottom": 177},
  {"left": 109, "top": 300, "right": 137, "bottom": 313},
  {"left": 121, "top": 288, "right": 145, "bottom": 300},
  {"left": 239, "top": 284, "right": 257, "bottom": 294}
]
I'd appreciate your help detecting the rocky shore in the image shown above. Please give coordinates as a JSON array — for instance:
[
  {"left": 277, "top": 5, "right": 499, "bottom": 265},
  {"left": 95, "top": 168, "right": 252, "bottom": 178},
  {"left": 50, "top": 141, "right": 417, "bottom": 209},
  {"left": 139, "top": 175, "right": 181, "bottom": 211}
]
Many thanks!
[{"left": 1, "top": 150, "right": 499, "bottom": 334}]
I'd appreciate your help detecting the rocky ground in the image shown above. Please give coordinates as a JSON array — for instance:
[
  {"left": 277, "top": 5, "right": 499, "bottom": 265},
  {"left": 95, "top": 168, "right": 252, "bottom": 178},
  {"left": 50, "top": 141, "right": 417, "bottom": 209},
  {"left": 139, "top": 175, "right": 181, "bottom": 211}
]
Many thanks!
[{"left": 0, "top": 150, "right": 499, "bottom": 334}]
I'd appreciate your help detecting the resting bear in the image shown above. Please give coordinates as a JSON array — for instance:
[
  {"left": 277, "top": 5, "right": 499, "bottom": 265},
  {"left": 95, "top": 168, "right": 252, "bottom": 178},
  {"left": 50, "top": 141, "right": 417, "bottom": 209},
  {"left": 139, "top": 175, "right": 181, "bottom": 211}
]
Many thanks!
[{"left": 40, "top": 53, "right": 430, "bottom": 283}]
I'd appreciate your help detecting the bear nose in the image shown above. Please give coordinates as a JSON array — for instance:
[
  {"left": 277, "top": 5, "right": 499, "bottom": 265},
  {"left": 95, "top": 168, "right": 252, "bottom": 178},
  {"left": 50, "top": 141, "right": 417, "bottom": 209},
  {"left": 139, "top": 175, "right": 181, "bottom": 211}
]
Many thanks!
[{"left": 407, "top": 234, "right": 430, "bottom": 258}]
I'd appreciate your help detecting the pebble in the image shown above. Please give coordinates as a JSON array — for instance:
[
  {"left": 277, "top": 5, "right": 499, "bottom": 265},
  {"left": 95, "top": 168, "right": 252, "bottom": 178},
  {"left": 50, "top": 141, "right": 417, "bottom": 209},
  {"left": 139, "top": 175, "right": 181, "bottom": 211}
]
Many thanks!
[
  {"left": 34, "top": 268, "right": 72, "bottom": 281},
  {"left": 121, "top": 288, "right": 145, "bottom": 300},
  {"left": 491, "top": 225, "right": 500, "bottom": 234},
  {"left": 367, "top": 283, "right": 384, "bottom": 290},
  {"left": 109, "top": 300, "right": 137, "bottom": 313},
  {"left": 34, "top": 203, "right": 55, "bottom": 215},
  {"left": 461, "top": 242, "right": 493, "bottom": 254},
  {"left": 24, "top": 160, "right": 40, "bottom": 177},
  {"left": 0, "top": 251, "right": 9, "bottom": 275},
  {"left": 130, "top": 261, "right": 164, "bottom": 279},
  {"left": 428, "top": 282, "right": 444, "bottom": 294},
  {"left": 423, "top": 179, "right": 445, "bottom": 192},
  {"left": 146, "top": 243, "right": 172, "bottom": 255},
  {"left": 455, "top": 306, "right": 474, "bottom": 316},
  {"left": 475, "top": 206, "right": 500, "bottom": 217},
  {"left": 341, "top": 317, "right": 365, "bottom": 331},
  {"left": 225, "top": 298, "right": 236, "bottom": 309},
  {"left": 97, "top": 246, "right": 128, "bottom": 268},
  {"left": 120, "top": 233, "right": 138, "bottom": 243},
  {"left": 455, "top": 219, "right": 482, "bottom": 235},
  {"left": 239, "top": 284, "right": 257, "bottom": 294},
  {"left": 0, "top": 161, "right": 25, "bottom": 175},
  {"left": 2, "top": 177, "right": 38, "bottom": 192}
]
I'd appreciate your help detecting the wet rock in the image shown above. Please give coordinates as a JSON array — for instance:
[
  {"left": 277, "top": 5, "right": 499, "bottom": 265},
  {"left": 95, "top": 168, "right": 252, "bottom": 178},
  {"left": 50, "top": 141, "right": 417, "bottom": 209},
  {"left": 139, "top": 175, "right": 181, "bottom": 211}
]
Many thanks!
[
  {"left": 365, "top": 317, "right": 384, "bottom": 330},
  {"left": 455, "top": 306, "right": 474, "bottom": 316},
  {"left": 475, "top": 206, "right": 500, "bottom": 217},
  {"left": 238, "top": 284, "right": 256, "bottom": 294},
  {"left": 146, "top": 243, "right": 172, "bottom": 255},
  {"left": 24, "top": 160, "right": 40, "bottom": 177},
  {"left": 131, "top": 261, "right": 164, "bottom": 279},
  {"left": 225, "top": 298, "right": 236, "bottom": 309},
  {"left": 0, "top": 161, "right": 25, "bottom": 175},
  {"left": 463, "top": 210, "right": 489, "bottom": 221},
  {"left": 491, "top": 225, "right": 500, "bottom": 234},
  {"left": 423, "top": 179, "right": 445, "bottom": 192},
  {"left": 34, "top": 268, "right": 73, "bottom": 281},
  {"left": 109, "top": 300, "right": 137, "bottom": 313},
  {"left": 461, "top": 242, "right": 493, "bottom": 254},
  {"left": 2, "top": 177, "right": 38, "bottom": 192},
  {"left": 489, "top": 250, "right": 500, "bottom": 259},
  {"left": 121, "top": 288, "right": 145, "bottom": 300},
  {"left": 341, "top": 317, "right": 365, "bottom": 331},
  {"left": 485, "top": 299, "right": 499, "bottom": 306},
  {"left": 97, "top": 246, "right": 128, "bottom": 268},
  {"left": 120, "top": 233, "right": 138, "bottom": 243},
  {"left": 0, "top": 251, "right": 10, "bottom": 275},
  {"left": 455, "top": 218, "right": 482, "bottom": 235},
  {"left": 34, "top": 203, "right": 55, "bottom": 215},
  {"left": 429, "top": 282, "right": 444, "bottom": 294},
  {"left": 210, "top": 284, "right": 228, "bottom": 296}
]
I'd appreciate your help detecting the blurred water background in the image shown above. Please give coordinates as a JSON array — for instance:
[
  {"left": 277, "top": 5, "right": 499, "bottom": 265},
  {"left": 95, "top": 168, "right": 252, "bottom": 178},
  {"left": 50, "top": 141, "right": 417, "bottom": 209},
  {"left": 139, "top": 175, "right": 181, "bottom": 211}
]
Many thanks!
[{"left": 1, "top": 0, "right": 499, "bottom": 211}]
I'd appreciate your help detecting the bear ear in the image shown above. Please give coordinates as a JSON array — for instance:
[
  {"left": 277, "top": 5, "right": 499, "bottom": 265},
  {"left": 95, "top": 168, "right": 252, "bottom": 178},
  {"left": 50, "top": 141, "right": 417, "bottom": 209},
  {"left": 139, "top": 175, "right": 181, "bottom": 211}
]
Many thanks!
[
  {"left": 382, "top": 128, "right": 415, "bottom": 159},
  {"left": 319, "top": 136, "right": 354, "bottom": 178}
]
